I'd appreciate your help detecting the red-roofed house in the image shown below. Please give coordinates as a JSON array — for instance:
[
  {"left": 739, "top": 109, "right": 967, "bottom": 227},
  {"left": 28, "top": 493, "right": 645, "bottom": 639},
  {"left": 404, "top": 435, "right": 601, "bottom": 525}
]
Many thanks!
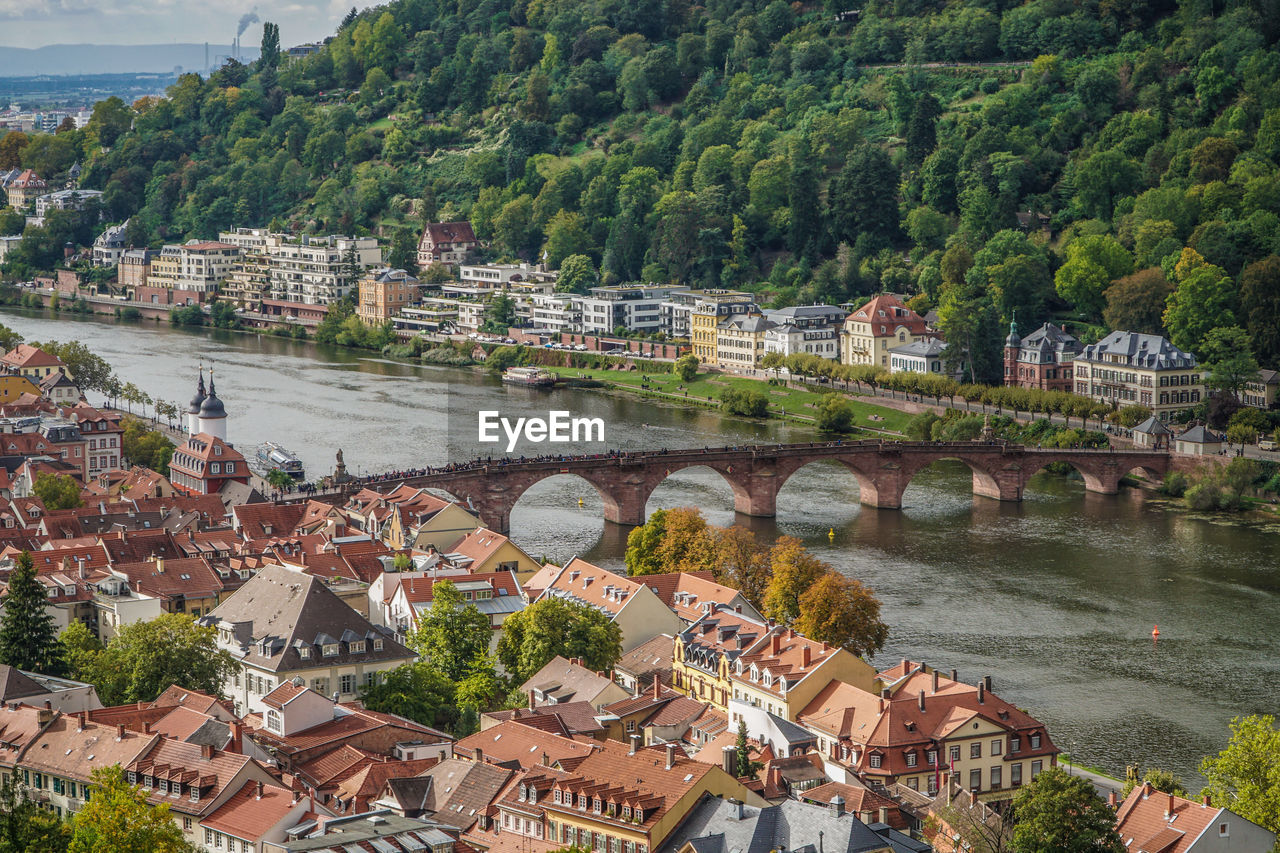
[
  {"left": 169, "top": 433, "right": 249, "bottom": 495},
  {"left": 796, "top": 662, "right": 1056, "bottom": 801},
  {"left": 840, "top": 293, "right": 931, "bottom": 367},
  {"left": 417, "top": 221, "right": 479, "bottom": 269},
  {"left": 637, "top": 571, "right": 762, "bottom": 625},
  {"left": 5, "top": 169, "right": 46, "bottom": 209},
  {"left": 200, "top": 780, "right": 317, "bottom": 853},
  {"left": 536, "top": 558, "right": 681, "bottom": 651},
  {"left": 443, "top": 527, "right": 541, "bottom": 581},
  {"left": 1114, "top": 783, "right": 1275, "bottom": 853}
]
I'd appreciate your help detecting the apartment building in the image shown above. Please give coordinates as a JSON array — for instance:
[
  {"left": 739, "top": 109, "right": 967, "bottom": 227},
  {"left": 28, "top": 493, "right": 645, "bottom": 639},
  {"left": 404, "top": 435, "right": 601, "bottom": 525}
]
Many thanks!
[
  {"left": 689, "top": 291, "right": 756, "bottom": 364},
  {"left": 357, "top": 268, "right": 420, "bottom": 326},
  {"left": 219, "top": 229, "right": 383, "bottom": 306},
  {"left": 579, "top": 285, "right": 689, "bottom": 336},
  {"left": 1074, "top": 331, "right": 1202, "bottom": 419},
  {"left": 716, "top": 315, "right": 774, "bottom": 371},
  {"left": 146, "top": 241, "right": 242, "bottom": 294},
  {"left": 762, "top": 305, "right": 845, "bottom": 360}
]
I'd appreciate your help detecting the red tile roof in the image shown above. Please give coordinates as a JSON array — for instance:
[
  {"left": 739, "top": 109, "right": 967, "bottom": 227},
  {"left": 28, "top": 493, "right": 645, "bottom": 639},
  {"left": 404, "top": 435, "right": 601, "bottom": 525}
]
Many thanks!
[
  {"left": 846, "top": 293, "right": 929, "bottom": 337},
  {"left": 0, "top": 344, "right": 63, "bottom": 369},
  {"left": 201, "top": 780, "right": 304, "bottom": 842},
  {"left": 1115, "top": 785, "right": 1231, "bottom": 853}
]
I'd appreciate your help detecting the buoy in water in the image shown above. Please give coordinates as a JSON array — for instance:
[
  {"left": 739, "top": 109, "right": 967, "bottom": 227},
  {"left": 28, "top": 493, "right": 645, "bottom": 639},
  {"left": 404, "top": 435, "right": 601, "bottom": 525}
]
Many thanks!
[
  {"left": 1152, "top": 624, "right": 1160, "bottom": 641},
  {"left": 578, "top": 498, "right": 584, "bottom": 507},
  {"left": 828, "top": 528, "right": 835, "bottom": 539}
]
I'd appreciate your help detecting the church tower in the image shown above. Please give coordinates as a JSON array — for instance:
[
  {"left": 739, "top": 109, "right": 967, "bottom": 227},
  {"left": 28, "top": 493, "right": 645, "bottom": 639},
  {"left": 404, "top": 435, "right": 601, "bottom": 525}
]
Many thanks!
[
  {"left": 197, "top": 370, "right": 228, "bottom": 441},
  {"left": 186, "top": 369, "right": 206, "bottom": 435},
  {"left": 1003, "top": 316, "right": 1021, "bottom": 386}
]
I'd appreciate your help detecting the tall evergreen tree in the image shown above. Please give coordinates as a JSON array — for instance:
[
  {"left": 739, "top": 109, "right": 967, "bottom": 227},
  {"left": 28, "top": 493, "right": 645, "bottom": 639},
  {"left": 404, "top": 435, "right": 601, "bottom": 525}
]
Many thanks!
[
  {"left": 260, "top": 22, "right": 281, "bottom": 69},
  {"left": 829, "top": 144, "right": 901, "bottom": 250},
  {"left": 0, "top": 552, "right": 62, "bottom": 675}
]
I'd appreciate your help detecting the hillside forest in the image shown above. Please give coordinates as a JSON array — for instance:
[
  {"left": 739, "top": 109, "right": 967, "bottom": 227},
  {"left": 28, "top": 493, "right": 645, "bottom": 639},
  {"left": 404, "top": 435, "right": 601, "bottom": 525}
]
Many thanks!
[{"left": 0, "top": 0, "right": 1279, "bottom": 383}]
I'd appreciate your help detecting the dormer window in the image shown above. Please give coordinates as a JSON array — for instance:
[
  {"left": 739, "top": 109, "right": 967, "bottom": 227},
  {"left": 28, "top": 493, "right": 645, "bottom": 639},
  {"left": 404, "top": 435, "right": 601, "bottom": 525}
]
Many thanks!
[
  {"left": 350, "top": 641, "right": 365, "bottom": 653},
  {"left": 323, "top": 643, "right": 339, "bottom": 657},
  {"left": 577, "top": 795, "right": 587, "bottom": 809},
  {"left": 635, "top": 809, "right": 644, "bottom": 822},
  {"left": 519, "top": 784, "right": 527, "bottom": 801},
  {"left": 623, "top": 806, "right": 631, "bottom": 819},
  {"left": 1030, "top": 733, "right": 1041, "bottom": 749},
  {"left": 869, "top": 754, "right": 882, "bottom": 769},
  {"left": 373, "top": 639, "right": 384, "bottom": 651},
  {"left": 298, "top": 646, "right": 310, "bottom": 659},
  {"left": 593, "top": 798, "right": 602, "bottom": 813}
]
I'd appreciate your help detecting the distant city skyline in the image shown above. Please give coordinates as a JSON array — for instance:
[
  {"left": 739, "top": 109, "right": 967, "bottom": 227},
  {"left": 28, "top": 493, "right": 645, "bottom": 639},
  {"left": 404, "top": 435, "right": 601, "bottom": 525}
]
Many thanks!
[{"left": 0, "top": 0, "right": 351, "bottom": 50}]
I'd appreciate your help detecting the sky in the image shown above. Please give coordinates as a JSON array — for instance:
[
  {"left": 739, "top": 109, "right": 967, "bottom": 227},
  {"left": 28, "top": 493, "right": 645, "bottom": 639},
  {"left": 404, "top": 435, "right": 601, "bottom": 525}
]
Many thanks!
[{"left": 0, "top": 0, "right": 353, "bottom": 48}]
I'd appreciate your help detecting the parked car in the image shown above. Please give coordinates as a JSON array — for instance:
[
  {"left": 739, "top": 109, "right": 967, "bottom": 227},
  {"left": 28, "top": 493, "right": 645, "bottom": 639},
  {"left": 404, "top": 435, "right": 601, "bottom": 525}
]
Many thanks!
[{"left": 1260, "top": 439, "right": 1278, "bottom": 451}]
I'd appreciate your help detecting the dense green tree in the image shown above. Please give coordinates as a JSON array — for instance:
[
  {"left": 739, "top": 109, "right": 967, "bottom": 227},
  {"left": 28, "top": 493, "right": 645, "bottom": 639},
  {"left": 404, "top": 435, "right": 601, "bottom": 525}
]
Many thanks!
[
  {"left": 674, "top": 354, "right": 699, "bottom": 382},
  {"left": 496, "top": 597, "right": 622, "bottom": 684},
  {"left": 68, "top": 766, "right": 195, "bottom": 853},
  {"left": 1199, "top": 715, "right": 1280, "bottom": 833},
  {"left": 0, "top": 552, "right": 63, "bottom": 675},
  {"left": 829, "top": 144, "right": 900, "bottom": 249},
  {"left": 1238, "top": 256, "right": 1280, "bottom": 366},
  {"left": 407, "top": 580, "right": 493, "bottom": 682},
  {"left": 1164, "top": 259, "right": 1237, "bottom": 354},
  {"left": 65, "top": 613, "right": 238, "bottom": 706},
  {"left": 1054, "top": 235, "right": 1134, "bottom": 320},
  {"left": 260, "top": 22, "right": 281, "bottom": 69},
  {"left": 1104, "top": 268, "right": 1173, "bottom": 335},
  {"left": 556, "top": 254, "right": 597, "bottom": 293},
  {"left": 1010, "top": 768, "right": 1125, "bottom": 853},
  {"left": 0, "top": 771, "right": 69, "bottom": 853},
  {"left": 814, "top": 393, "right": 854, "bottom": 433},
  {"left": 792, "top": 572, "right": 888, "bottom": 657},
  {"left": 359, "top": 662, "right": 459, "bottom": 730},
  {"left": 1200, "top": 326, "right": 1261, "bottom": 399},
  {"left": 32, "top": 473, "right": 83, "bottom": 510}
]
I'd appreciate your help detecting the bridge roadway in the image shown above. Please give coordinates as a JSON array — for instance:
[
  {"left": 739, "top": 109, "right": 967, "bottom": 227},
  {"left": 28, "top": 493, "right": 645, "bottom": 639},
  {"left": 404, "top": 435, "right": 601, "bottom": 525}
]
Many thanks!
[{"left": 298, "top": 440, "right": 1170, "bottom": 534}]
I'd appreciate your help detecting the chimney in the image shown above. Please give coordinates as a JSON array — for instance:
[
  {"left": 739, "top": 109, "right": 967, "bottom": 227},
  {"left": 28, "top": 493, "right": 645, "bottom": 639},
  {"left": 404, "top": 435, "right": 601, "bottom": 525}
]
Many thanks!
[
  {"left": 730, "top": 798, "right": 744, "bottom": 820},
  {"left": 900, "top": 658, "right": 908, "bottom": 670},
  {"left": 880, "top": 687, "right": 891, "bottom": 700},
  {"left": 860, "top": 810, "right": 873, "bottom": 824},
  {"left": 918, "top": 690, "right": 926, "bottom": 712},
  {"left": 1202, "top": 794, "right": 1211, "bottom": 807},
  {"left": 770, "top": 633, "right": 780, "bottom": 655},
  {"left": 1108, "top": 791, "right": 1118, "bottom": 808},
  {"left": 155, "top": 557, "right": 164, "bottom": 573},
  {"left": 230, "top": 721, "right": 243, "bottom": 752},
  {"left": 932, "top": 670, "right": 939, "bottom": 694},
  {"left": 1141, "top": 781, "right": 1152, "bottom": 799},
  {"left": 143, "top": 721, "right": 152, "bottom": 733},
  {"left": 528, "top": 690, "right": 535, "bottom": 710},
  {"left": 950, "top": 668, "right": 957, "bottom": 683},
  {"left": 652, "top": 674, "right": 661, "bottom": 700},
  {"left": 801, "top": 645, "right": 811, "bottom": 668},
  {"left": 722, "top": 745, "right": 737, "bottom": 776},
  {"left": 878, "top": 806, "right": 888, "bottom": 824},
  {"left": 629, "top": 734, "right": 640, "bottom": 755},
  {"left": 475, "top": 747, "right": 485, "bottom": 764},
  {"left": 977, "top": 681, "right": 985, "bottom": 704},
  {"left": 116, "top": 724, "right": 125, "bottom": 739},
  {"left": 1165, "top": 792, "right": 1175, "bottom": 818},
  {"left": 256, "top": 781, "right": 264, "bottom": 800},
  {"left": 665, "top": 742, "right": 677, "bottom": 769},
  {"left": 44, "top": 700, "right": 51, "bottom": 710},
  {"left": 830, "top": 796, "right": 845, "bottom": 817},
  {"left": 76, "top": 712, "right": 85, "bottom": 732},
  {"left": 983, "top": 675, "right": 992, "bottom": 692},
  {"left": 201, "top": 743, "right": 214, "bottom": 759}
]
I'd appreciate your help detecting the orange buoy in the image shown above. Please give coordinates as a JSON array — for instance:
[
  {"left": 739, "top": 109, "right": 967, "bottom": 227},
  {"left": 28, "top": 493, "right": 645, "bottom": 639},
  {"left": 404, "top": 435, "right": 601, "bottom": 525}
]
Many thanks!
[{"left": 1152, "top": 625, "right": 1160, "bottom": 640}]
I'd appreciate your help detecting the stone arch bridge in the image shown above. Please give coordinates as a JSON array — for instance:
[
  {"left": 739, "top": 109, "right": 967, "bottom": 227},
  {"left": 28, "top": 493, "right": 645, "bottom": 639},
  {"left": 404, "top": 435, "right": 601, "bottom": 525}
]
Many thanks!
[{"left": 320, "top": 441, "right": 1169, "bottom": 534}]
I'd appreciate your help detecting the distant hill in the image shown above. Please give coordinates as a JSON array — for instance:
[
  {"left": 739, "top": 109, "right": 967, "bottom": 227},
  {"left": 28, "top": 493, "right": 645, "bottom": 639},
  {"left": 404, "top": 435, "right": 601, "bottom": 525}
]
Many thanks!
[{"left": 0, "top": 44, "right": 259, "bottom": 77}]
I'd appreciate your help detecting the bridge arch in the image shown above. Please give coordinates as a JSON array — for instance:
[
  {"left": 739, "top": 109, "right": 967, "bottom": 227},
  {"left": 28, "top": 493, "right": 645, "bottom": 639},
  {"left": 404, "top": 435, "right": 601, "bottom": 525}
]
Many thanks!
[
  {"left": 774, "top": 456, "right": 882, "bottom": 511},
  {"left": 1020, "top": 457, "right": 1114, "bottom": 495},
  {"left": 642, "top": 462, "right": 756, "bottom": 521},
  {"left": 896, "top": 454, "right": 1014, "bottom": 506}
]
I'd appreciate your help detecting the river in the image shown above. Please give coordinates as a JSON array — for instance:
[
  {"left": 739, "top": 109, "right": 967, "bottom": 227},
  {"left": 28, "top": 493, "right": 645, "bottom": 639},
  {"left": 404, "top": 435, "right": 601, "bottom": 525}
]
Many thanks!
[{"left": 6, "top": 308, "right": 1279, "bottom": 787}]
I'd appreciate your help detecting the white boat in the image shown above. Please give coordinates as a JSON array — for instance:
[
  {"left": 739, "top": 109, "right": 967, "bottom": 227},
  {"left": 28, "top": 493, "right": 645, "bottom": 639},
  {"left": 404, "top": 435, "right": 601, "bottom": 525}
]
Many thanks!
[{"left": 502, "top": 366, "right": 557, "bottom": 387}]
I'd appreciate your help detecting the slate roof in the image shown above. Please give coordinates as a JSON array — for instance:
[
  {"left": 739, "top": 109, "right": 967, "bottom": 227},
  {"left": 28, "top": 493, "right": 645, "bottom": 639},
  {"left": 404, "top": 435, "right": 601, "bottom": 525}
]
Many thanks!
[
  {"left": 1177, "top": 425, "right": 1222, "bottom": 444},
  {"left": 418, "top": 757, "right": 512, "bottom": 831},
  {"left": 1133, "top": 416, "right": 1172, "bottom": 436},
  {"left": 520, "top": 655, "right": 617, "bottom": 706},
  {"left": 1079, "top": 331, "right": 1197, "bottom": 369},
  {"left": 0, "top": 665, "right": 47, "bottom": 701},
  {"left": 201, "top": 563, "right": 413, "bottom": 673},
  {"left": 655, "top": 792, "right": 924, "bottom": 853}
]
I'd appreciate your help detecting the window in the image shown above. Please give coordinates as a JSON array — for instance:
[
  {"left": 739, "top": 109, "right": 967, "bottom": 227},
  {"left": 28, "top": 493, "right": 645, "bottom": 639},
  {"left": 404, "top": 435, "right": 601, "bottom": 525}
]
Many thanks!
[
  {"left": 373, "top": 639, "right": 384, "bottom": 651},
  {"left": 311, "top": 677, "right": 329, "bottom": 695},
  {"left": 950, "top": 746, "right": 961, "bottom": 764},
  {"left": 1219, "top": 823, "right": 1229, "bottom": 838},
  {"left": 970, "top": 743, "right": 982, "bottom": 759},
  {"left": 969, "top": 769, "right": 981, "bottom": 791},
  {"left": 1031, "top": 760, "right": 1043, "bottom": 779},
  {"left": 869, "top": 754, "right": 882, "bottom": 768},
  {"left": 1010, "top": 735, "right": 1021, "bottom": 753},
  {"left": 991, "top": 739, "right": 1002, "bottom": 756},
  {"left": 990, "top": 766, "right": 1002, "bottom": 789},
  {"left": 323, "top": 643, "right": 339, "bottom": 657},
  {"left": 1030, "top": 733, "right": 1041, "bottom": 749},
  {"left": 183, "top": 817, "right": 192, "bottom": 831},
  {"left": 298, "top": 646, "right": 310, "bottom": 659},
  {"left": 927, "top": 750, "right": 937, "bottom": 766},
  {"left": 906, "top": 752, "right": 917, "bottom": 767},
  {"left": 350, "top": 641, "right": 365, "bottom": 653},
  {"left": 211, "top": 463, "right": 220, "bottom": 474},
  {"left": 225, "top": 462, "right": 234, "bottom": 473},
  {"left": 206, "top": 829, "right": 215, "bottom": 845},
  {"left": 1010, "top": 763, "right": 1022, "bottom": 787},
  {"left": 626, "top": 720, "right": 636, "bottom": 732},
  {"left": 340, "top": 674, "right": 355, "bottom": 694}
]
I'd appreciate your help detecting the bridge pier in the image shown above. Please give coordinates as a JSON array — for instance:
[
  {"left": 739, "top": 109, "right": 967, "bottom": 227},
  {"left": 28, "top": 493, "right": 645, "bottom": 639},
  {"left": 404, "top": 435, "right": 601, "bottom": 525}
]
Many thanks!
[
  {"left": 598, "top": 480, "right": 650, "bottom": 527},
  {"left": 733, "top": 472, "right": 779, "bottom": 517},
  {"left": 973, "top": 465, "right": 1024, "bottom": 502}
]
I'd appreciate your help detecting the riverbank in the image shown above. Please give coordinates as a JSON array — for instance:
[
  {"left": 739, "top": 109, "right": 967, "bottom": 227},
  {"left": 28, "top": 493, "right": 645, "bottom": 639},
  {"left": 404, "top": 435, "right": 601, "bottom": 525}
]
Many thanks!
[{"left": 543, "top": 364, "right": 914, "bottom": 435}]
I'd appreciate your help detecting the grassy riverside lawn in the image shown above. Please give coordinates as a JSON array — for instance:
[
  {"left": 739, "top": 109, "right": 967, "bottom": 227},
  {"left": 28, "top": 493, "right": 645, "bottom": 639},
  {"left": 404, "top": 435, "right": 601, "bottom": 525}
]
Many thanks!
[{"left": 539, "top": 364, "right": 915, "bottom": 435}]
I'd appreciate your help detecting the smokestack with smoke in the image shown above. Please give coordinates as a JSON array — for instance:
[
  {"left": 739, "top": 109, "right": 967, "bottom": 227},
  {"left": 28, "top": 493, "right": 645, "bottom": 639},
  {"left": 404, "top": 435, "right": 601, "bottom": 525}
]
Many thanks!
[{"left": 237, "top": 9, "right": 260, "bottom": 39}]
